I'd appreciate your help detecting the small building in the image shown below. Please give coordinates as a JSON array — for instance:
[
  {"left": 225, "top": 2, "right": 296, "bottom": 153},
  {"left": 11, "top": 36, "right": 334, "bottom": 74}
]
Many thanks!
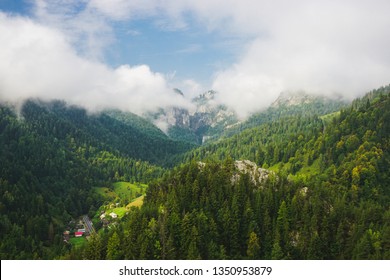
[
  {"left": 78, "top": 228, "right": 86, "bottom": 233},
  {"left": 109, "top": 212, "right": 118, "bottom": 219},
  {"left": 63, "top": 231, "right": 70, "bottom": 242},
  {"left": 100, "top": 213, "right": 106, "bottom": 220},
  {"left": 75, "top": 232, "right": 84, "bottom": 237}
]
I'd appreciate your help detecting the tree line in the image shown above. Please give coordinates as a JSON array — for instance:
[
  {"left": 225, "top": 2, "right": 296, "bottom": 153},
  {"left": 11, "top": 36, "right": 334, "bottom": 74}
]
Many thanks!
[{"left": 76, "top": 87, "right": 390, "bottom": 259}]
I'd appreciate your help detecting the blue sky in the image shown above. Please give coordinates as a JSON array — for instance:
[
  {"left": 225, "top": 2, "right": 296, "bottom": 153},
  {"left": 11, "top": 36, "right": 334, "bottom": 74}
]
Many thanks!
[
  {"left": 0, "top": 0, "right": 31, "bottom": 13},
  {"left": 1, "top": 0, "right": 390, "bottom": 117},
  {"left": 0, "top": 0, "right": 238, "bottom": 86},
  {"left": 1, "top": 0, "right": 257, "bottom": 90},
  {"left": 108, "top": 18, "right": 240, "bottom": 84}
]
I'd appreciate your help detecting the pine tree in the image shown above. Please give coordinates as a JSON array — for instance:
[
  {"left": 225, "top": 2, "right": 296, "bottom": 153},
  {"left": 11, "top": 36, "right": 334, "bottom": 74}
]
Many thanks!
[
  {"left": 186, "top": 226, "right": 200, "bottom": 259},
  {"left": 247, "top": 231, "right": 260, "bottom": 259},
  {"left": 106, "top": 231, "right": 121, "bottom": 260},
  {"left": 276, "top": 201, "right": 290, "bottom": 254},
  {"left": 84, "top": 234, "right": 103, "bottom": 260}
]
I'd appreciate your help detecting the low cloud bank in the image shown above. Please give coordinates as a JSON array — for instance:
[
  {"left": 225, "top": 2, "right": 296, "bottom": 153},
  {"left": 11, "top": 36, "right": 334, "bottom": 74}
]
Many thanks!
[
  {"left": 0, "top": 12, "right": 191, "bottom": 115},
  {"left": 2, "top": 0, "right": 390, "bottom": 120}
]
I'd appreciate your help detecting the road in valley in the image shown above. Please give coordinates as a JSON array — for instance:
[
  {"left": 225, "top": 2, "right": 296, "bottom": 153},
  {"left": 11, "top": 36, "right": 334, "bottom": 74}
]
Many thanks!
[{"left": 83, "top": 215, "right": 95, "bottom": 235}]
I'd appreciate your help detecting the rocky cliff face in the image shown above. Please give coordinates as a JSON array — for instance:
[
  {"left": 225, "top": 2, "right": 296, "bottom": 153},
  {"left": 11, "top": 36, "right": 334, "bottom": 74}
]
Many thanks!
[
  {"left": 147, "top": 90, "right": 238, "bottom": 144},
  {"left": 198, "top": 159, "right": 276, "bottom": 188},
  {"left": 147, "top": 90, "right": 346, "bottom": 144},
  {"left": 271, "top": 91, "right": 344, "bottom": 108},
  {"left": 232, "top": 160, "right": 276, "bottom": 187},
  {"left": 271, "top": 91, "right": 316, "bottom": 107}
]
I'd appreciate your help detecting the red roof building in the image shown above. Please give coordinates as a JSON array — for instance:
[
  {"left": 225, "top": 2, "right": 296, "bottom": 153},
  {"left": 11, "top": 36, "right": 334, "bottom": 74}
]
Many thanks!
[{"left": 75, "top": 232, "right": 84, "bottom": 237}]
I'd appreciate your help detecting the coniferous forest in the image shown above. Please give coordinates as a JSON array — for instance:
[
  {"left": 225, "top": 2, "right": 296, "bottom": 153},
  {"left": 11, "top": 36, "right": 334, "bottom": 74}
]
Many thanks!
[{"left": 1, "top": 85, "right": 389, "bottom": 260}]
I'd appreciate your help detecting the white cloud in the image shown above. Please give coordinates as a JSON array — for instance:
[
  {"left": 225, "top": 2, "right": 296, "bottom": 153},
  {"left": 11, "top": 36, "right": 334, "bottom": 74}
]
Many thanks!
[
  {"left": 33, "top": 0, "right": 114, "bottom": 60},
  {"left": 203, "top": 0, "right": 390, "bottom": 115},
  {"left": 178, "top": 79, "right": 206, "bottom": 100},
  {"left": 2, "top": 0, "right": 390, "bottom": 119},
  {"left": 0, "top": 12, "right": 191, "bottom": 115},
  {"left": 86, "top": 0, "right": 390, "bottom": 116},
  {"left": 213, "top": 67, "right": 284, "bottom": 118}
]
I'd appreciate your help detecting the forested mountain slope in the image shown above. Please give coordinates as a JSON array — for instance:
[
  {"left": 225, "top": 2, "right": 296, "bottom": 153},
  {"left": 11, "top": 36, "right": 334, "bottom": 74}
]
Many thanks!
[
  {"left": 19, "top": 100, "right": 194, "bottom": 166},
  {"left": 216, "top": 92, "right": 347, "bottom": 141},
  {"left": 1, "top": 85, "right": 389, "bottom": 260},
  {"left": 0, "top": 99, "right": 193, "bottom": 259},
  {"left": 77, "top": 86, "right": 389, "bottom": 260}
]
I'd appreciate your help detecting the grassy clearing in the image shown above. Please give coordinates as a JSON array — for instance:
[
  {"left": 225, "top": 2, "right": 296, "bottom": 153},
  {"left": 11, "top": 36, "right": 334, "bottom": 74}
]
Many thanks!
[
  {"left": 69, "top": 237, "right": 87, "bottom": 249},
  {"left": 93, "top": 187, "right": 116, "bottom": 200},
  {"left": 111, "top": 207, "right": 128, "bottom": 218},
  {"left": 94, "top": 182, "right": 147, "bottom": 202},
  {"left": 94, "top": 181, "right": 148, "bottom": 219},
  {"left": 127, "top": 195, "right": 144, "bottom": 208},
  {"left": 113, "top": 182, "right": 147, "bottom": 201}
]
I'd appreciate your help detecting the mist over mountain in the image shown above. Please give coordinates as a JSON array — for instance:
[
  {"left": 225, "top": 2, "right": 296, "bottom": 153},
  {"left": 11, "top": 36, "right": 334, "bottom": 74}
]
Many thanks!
[
  {"left": 2, "top": 1, "right": 390, "bottom": 120},
  {"left": 146, "top": 90, "right": 238, "bottom": 144},
  {"left": 146, "top": 88, "right": 348, "bottom": 144},
  {"left": 1, "top": 0, "right": 390, "bottom": 263}
]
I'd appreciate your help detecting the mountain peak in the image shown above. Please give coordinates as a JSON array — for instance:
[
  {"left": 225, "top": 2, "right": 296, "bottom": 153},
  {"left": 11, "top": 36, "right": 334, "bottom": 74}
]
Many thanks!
[
  {"left": 271, "top": 91, "right": 322, "bottom": 107},
  {"left": 193, "top": 90, "right": 217, "bottom": 103}
]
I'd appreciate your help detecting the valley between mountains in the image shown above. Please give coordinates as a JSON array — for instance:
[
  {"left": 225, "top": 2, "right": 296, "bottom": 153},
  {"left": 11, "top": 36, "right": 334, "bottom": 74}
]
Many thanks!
[{"left": 0, "top": 85, "right": 389, "bottom": 259}]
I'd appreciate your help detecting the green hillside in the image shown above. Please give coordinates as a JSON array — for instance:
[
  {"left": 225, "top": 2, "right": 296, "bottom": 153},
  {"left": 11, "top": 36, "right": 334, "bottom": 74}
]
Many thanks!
[
  {"left": 78, "top": 85, "right": 390, "bottom": 260},
  {"left": 0, "top": 100, "right": 185, "bottom": 259},
  {"left": 1, "top": 85, "right": 389, "bottom": 260},
  {"left": 20, "top": 100, "right": 195, "bottom": 166},
  {"left": 94, "top": 182, "right": 147, "bottom": 207},
  {"left": 217, "top": 93, "right": 347, "bottom": 141}
]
